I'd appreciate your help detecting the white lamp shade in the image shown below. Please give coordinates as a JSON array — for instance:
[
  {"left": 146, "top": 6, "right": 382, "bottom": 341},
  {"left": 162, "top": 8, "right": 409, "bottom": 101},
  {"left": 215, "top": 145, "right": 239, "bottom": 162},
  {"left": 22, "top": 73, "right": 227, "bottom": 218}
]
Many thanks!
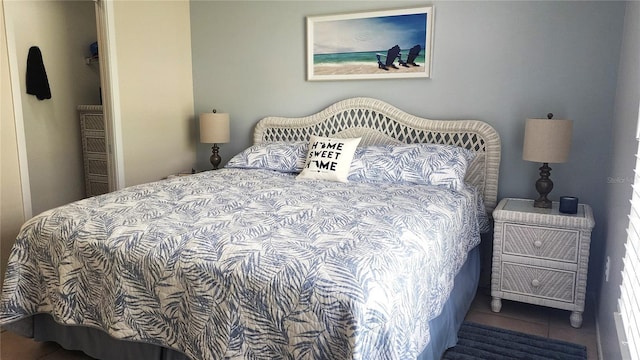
[
  {"left": 199, "top": 112, "right": 230, "bottom": 144},
  {"left": 522, "top": 118, "right": 573, "bottom": 163}
]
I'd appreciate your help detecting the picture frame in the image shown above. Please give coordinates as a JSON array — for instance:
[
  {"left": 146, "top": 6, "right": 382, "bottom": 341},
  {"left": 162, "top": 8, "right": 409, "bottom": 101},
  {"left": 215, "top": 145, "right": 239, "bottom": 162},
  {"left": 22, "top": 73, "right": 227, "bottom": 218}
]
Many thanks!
[{"left": 306, "top": 6, "right": 434, "bottom": 81}]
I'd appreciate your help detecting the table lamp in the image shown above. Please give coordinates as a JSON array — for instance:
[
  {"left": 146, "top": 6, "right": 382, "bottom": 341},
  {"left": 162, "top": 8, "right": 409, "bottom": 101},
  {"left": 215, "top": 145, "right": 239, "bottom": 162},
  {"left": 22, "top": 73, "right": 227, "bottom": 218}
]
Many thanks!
[
  {"left": 200, "top": 110, "right": 230, "bottom": 170},
  {"left": 522, "top": 113, "right": 573, "bottom": 208}
]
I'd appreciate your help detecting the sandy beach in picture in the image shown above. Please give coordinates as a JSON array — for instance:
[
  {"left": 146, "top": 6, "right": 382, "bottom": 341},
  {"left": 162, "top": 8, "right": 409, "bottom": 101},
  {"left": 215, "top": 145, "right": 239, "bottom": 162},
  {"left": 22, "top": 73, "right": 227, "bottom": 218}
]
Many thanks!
[{"left": 314, "top": 62, "right": 426, "bottom": 76}]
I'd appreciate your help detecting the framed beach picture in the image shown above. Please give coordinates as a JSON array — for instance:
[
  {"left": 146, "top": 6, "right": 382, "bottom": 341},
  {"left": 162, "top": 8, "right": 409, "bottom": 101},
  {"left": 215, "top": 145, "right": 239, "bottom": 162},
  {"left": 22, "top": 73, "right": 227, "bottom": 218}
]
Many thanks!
[{"left": 306, "top": 6, "right": 434, "bottom": 81}]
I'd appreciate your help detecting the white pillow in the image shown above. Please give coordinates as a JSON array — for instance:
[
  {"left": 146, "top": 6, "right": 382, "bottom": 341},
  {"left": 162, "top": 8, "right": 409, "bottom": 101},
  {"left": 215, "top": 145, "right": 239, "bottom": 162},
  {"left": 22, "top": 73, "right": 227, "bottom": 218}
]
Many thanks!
[{"left": 296, "top": 135, "right": 361, "bottom": 182}]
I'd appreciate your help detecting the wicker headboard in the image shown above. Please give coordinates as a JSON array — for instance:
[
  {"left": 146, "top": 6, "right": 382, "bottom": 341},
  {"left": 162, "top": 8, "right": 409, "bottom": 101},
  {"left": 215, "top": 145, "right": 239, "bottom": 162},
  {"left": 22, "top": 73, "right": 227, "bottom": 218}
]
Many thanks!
[{"left": 254, "top": 97, "right": 501, "bottom": 212}]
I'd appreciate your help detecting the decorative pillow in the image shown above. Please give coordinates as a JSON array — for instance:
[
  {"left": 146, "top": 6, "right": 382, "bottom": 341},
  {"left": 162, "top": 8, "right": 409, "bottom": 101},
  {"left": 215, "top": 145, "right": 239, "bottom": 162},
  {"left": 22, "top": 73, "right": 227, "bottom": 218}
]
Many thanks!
[
  {"left": 296, "top": 135, "right": 361, "bottom": 182},
  {"left": 225, "top": 141, "right": 308, "bottom": 173},
  {"left": 348, "top": 143, "right": 476, "bottom": 190}
]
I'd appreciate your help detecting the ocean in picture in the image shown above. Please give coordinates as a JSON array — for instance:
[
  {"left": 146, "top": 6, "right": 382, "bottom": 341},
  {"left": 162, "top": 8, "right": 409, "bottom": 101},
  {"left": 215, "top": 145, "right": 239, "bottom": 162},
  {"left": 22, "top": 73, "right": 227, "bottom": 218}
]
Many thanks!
[{"left": 314, "top": 50, "right": 426, "bottom": 68}]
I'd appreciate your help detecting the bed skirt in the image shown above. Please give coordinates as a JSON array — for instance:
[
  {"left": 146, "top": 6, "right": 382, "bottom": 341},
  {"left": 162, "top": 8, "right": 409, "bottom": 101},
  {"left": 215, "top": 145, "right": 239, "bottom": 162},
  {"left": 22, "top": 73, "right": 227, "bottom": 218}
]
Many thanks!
[{"left": 3, "top": 246, "right": 480, "bottom": 360}]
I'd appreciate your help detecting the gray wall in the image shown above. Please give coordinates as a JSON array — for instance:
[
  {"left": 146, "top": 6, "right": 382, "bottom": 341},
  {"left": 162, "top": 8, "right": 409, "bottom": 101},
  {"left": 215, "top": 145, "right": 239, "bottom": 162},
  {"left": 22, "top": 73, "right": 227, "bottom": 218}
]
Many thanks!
[
  {"left": 191, "top": 0, "right": 624, "bottom": 306},
  {"left": 600, "top": 2, "right": 640, "bottom": 359}
]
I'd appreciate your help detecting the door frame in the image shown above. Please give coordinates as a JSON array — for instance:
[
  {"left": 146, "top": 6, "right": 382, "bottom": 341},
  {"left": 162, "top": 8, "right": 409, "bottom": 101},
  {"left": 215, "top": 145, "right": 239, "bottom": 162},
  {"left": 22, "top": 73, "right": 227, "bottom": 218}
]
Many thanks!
[
  {"left": 3, "top": 0, "right": 31, "bottom": 219},
  {"left": 95, "top": 0, "right": 125, "bottom": 191}
]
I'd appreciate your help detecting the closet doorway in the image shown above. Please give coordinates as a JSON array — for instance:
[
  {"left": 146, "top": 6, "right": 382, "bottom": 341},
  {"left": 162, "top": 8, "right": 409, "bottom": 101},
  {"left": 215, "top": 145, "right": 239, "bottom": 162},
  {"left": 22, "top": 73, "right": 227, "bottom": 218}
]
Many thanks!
[{"left": 4, "top": 0, "right": 122, "bottom": 218}]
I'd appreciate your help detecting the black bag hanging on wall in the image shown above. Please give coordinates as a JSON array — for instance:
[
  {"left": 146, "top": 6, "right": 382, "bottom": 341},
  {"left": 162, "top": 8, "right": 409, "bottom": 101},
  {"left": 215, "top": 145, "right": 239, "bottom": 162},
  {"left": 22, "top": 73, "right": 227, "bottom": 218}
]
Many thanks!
[{"left": 26, "top": 46, "right": 52, "bottom": 100}]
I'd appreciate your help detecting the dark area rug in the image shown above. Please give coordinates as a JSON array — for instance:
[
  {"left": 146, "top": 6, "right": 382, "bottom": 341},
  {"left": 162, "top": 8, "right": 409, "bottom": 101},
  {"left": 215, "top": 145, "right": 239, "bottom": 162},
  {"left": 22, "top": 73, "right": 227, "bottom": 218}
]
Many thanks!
[{"left": 442, "top": 321, "right": 587, "bottom": 360}]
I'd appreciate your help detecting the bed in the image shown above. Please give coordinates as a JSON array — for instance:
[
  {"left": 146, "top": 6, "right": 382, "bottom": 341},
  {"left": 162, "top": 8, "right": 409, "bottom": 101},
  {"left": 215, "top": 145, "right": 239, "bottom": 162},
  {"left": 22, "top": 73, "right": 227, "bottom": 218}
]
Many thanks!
[{"left": 0, "top": 97, "right": 500, "bottom": 360}]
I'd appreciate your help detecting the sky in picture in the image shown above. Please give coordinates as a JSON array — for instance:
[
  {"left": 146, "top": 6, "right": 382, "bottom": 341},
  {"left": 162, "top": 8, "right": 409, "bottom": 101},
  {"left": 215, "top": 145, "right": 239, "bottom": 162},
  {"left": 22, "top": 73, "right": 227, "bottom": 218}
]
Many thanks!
[{"left": 314, "top": 13, "right": 427, "bottom": 55}]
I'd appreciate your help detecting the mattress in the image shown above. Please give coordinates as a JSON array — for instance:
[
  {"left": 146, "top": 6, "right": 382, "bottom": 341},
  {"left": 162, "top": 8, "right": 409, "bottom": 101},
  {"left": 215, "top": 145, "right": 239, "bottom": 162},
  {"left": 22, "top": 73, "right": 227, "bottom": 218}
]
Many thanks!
[
  {"left": 1, "top": 168, "right": 486, "bottom": 359},
  {"left": 3, "top": 246, "right": 478, "bottom": 360}
]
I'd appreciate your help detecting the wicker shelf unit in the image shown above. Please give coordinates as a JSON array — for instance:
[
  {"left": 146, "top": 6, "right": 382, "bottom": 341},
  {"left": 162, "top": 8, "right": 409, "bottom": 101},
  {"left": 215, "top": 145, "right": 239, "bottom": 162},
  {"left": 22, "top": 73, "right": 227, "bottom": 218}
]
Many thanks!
[{"left": 78, "top": 105, "right": 109, "bottom": 197}]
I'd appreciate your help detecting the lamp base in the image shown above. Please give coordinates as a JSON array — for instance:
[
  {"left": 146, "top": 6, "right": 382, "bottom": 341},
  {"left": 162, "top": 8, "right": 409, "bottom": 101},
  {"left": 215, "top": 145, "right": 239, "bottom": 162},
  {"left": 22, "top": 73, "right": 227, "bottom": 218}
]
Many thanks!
[
  {"left": 210, "top": 144, "right": 221, "bottom": 170},
  {"left": 533, "top": 162, "right": 553, "bottom": 209},
  {"left": 534, "top": 197, "right": 552, "bottom": 209}
]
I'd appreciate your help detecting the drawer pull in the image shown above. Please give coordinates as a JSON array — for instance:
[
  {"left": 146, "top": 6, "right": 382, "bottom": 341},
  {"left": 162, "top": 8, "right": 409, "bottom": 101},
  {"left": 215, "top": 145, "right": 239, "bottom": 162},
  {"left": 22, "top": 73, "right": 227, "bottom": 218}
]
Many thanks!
[
  {"left": 533, "top": 240, "right": 542, "bottom": 248},
  {"left": 531, "top": 279, "right": 541, "bottom": 287}
]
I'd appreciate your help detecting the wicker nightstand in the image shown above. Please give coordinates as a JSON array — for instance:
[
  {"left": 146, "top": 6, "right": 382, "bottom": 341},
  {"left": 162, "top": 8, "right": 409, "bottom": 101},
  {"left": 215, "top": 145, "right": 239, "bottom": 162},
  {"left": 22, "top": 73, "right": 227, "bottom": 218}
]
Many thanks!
[{"left": 490, "top": 198, "right": 595, "bottom": 328}]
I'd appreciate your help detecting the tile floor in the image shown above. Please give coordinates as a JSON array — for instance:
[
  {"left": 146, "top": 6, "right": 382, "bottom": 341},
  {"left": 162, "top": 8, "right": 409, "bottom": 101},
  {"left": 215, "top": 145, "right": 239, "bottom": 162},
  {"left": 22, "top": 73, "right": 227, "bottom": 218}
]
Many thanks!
[
  {"left": 465, "top": 287, "right": 599, "bottom": 360},
  {"left": 0, "top": 287, "right": 598, "bottom": 360}
]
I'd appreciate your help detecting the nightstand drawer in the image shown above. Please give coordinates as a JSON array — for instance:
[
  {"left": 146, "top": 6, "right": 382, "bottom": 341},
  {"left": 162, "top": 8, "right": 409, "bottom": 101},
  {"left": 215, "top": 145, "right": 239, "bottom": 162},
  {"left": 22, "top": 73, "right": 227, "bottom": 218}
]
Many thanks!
[
  {"left": 503, "top": 223, "right": 578, "bottom": 262},
  {"left": 501, "top": 262, "right": 576, "bottom": 303}
]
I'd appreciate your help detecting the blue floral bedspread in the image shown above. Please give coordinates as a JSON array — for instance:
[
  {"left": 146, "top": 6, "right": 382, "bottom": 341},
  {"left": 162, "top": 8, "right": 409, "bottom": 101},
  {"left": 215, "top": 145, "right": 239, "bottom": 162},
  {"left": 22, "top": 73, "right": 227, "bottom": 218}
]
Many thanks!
[{"left": 0, "top": 169, "right": 484, "bottom": 360}]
